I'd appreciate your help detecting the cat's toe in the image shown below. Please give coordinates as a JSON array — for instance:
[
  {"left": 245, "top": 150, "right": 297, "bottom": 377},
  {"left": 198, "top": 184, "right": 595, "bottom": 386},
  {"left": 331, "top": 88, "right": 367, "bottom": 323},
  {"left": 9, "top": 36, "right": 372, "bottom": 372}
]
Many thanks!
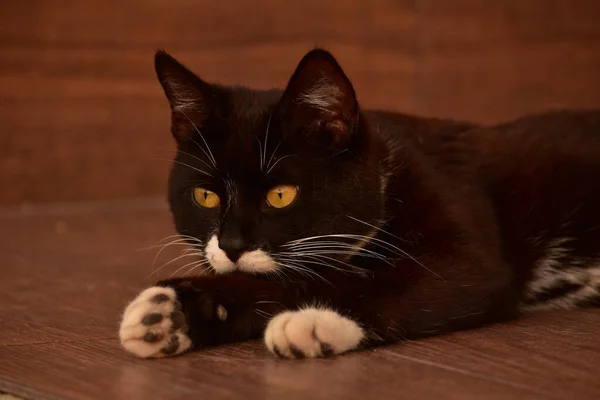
[
  {"left": 264, "top": 307, "right": 364, "bottom": 359},
  {"left": 119, "top": 286, "right": 192, "bottom": 358}
]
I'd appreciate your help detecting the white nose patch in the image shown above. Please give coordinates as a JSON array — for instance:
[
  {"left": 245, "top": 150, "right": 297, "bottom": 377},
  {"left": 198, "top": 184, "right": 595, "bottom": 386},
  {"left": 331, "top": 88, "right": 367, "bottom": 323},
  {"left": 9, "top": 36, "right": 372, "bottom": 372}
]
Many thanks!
[
  {"left": 205, "top": 235, "right": 235, "bottom": 273},
  {"left": 204, "top": 234, "right": 277, "bottom": 274}
]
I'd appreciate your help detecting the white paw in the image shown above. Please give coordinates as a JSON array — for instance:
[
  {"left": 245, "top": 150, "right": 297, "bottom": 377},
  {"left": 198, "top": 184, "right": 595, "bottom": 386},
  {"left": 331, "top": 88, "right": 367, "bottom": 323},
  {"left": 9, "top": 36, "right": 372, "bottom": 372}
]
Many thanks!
[
  {"left": 119, "top": 286, "right": 192, "bottom": 358},
  {"left": 264, "top": 307, "right": 364, "bottom": 358}
]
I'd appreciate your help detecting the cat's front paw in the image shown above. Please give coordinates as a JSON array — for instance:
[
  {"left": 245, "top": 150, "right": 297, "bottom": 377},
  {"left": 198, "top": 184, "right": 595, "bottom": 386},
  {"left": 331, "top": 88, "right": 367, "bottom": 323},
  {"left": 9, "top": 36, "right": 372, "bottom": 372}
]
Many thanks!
[
  {"left": 264, "top": 307, "right": 364, "bottom": 359},
  {"left": 119, "top": 286, "right": 192, "bottom": 358}
]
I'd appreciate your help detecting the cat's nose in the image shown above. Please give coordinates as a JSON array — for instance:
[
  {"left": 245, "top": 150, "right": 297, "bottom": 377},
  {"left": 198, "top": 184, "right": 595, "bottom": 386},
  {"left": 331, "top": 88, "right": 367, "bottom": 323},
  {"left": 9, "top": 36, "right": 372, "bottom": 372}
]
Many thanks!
[{"left": 218, "top": 236, "right": 246, "bottom": 262}]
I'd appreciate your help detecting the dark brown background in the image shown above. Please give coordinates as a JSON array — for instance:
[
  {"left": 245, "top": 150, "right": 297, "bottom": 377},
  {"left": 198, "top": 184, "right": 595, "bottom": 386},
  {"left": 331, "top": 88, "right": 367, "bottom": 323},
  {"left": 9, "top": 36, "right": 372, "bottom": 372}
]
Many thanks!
[
  {"left": 2, "top": 0, "right": 600, "bottom": 205},
  {"left": 2, "top": 3, "right": 600, "bottom": 399}
]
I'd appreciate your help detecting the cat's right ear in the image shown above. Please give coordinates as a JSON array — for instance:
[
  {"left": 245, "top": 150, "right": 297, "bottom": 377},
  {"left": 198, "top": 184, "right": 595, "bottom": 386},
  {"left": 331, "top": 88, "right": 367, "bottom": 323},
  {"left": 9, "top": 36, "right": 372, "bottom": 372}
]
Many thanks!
[{"left": 154, "top": 50, "right": 213, "bottom": 140}]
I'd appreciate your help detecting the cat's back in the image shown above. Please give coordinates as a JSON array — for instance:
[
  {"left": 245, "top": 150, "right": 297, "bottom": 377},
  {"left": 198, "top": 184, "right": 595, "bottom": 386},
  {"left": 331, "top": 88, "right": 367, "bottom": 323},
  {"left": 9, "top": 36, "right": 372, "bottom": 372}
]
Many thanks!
[
  {"left": 481, "top": 109, "right": 600, "bottom": 158},
  {"left": 475, "top": 109, "right": 600, "bottom": 311},
  {"left": 370, "top": 107, "right": 600, "bottom": 311}
]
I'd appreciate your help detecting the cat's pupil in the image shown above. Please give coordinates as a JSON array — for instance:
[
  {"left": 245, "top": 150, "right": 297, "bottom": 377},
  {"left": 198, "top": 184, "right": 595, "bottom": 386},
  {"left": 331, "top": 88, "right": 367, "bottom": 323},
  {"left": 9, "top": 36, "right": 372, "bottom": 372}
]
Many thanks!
[
  {"left": 204, "top": 191, "right": 208, "bottom": 200},
  {"left": 277, "top": 189, "right": 283, "bottom": 199}
]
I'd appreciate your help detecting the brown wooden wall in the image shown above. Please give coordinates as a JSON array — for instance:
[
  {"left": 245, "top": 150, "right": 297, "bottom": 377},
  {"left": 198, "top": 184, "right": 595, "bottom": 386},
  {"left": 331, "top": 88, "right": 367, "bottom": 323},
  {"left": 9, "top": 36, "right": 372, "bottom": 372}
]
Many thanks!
[{"left": 2, "top": 0, "right": 600, "bottom": 205}]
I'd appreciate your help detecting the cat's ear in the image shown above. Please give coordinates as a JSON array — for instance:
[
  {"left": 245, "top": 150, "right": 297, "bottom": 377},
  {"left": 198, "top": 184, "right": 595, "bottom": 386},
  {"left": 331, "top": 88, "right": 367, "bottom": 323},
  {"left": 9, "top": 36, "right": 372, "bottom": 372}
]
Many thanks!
[
  {"left": 154, "top": 50, "right": 213, "bottom": 139},
  {"left": 278, "top": 48, "right": 359, "bottom": 147}
]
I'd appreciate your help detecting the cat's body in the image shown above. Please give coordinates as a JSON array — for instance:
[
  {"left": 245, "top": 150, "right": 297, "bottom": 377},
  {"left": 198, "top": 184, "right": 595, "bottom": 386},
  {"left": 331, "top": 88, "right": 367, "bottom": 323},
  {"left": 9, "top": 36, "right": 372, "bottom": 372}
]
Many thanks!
[
  {"left": 119, "top": 49, "right": 600, "bottom": 359},
  {"left": 371, "top": 109, "right": 600, "bottom": 312}
]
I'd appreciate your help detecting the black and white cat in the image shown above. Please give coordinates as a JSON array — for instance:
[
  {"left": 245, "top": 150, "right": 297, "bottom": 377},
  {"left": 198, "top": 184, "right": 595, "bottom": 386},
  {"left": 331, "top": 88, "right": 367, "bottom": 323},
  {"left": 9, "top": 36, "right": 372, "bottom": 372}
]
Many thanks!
[{"left": 119, "top": 48, "right": 600, "bottom": 359}]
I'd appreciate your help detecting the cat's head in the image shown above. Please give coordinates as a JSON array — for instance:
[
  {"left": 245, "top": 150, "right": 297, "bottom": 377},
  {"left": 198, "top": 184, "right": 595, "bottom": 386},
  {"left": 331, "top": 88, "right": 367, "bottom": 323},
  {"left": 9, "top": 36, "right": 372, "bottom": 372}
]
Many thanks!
[{"left": 155, "top": 48, "right": 385, "bottom": 277}]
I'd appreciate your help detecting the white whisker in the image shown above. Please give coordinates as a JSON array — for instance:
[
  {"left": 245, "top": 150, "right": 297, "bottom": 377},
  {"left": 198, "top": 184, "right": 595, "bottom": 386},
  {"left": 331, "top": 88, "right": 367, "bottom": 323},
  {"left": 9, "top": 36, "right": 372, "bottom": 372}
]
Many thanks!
[
  {"left": 266, "top": 154, "right": 296, "bottom": 174},
  {"left": 169, "top": 159, "right": 213, "bottom": 176},
  {"left": 170, "top": 258, "right": 210, "bottom": 278},
  {"left": 262, "top": 113, "right": 272, "bottom": 171},
  {"left": 284, "top": 230, "right": 443, "bottom": 280},
  {"left": 266, "top": 141, "right": 282, "bottom": 172},
  {"left": 149, "top": 250, "right": 202, "bottom": 279},
  {"left": 275, "top": 258, "right": 334, "bottom": 286},
  {"left": 346, "top": 215, "right": 413, "bottom": 244},
  {"left": 180, "top": 110, "right": 217, "bottom": 168},
  {"left": 175, "top": 149, "right": 214, "bottom": 174}
]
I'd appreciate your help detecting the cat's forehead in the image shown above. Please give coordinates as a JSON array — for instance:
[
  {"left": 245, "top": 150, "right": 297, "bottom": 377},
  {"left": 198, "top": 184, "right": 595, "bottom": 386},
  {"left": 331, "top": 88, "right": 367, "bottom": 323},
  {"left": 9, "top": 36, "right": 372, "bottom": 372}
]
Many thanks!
[
  {"left": 209, "top": 88, "right": 284, "bottom": 168},
  {"left": 224, "top": 87, "right": 281, "bottom": 125}
]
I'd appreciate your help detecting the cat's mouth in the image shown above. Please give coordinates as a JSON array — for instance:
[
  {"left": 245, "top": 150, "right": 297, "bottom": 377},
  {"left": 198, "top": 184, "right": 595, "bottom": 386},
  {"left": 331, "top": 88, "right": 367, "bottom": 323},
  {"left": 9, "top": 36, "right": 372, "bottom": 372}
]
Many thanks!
[{"left": 204, "top": 235, "right": 278, "bottom": 274}]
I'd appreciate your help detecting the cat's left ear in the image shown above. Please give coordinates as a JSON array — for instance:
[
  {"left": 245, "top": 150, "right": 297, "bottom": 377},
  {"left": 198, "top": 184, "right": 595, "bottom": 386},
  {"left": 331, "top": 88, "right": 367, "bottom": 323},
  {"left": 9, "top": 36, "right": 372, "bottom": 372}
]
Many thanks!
[
  {"left": 278, "top": 49, "right": 359, "bottom": 147},
  {"left": 154, "top": 50, "right": 214, "bottom": 141}
]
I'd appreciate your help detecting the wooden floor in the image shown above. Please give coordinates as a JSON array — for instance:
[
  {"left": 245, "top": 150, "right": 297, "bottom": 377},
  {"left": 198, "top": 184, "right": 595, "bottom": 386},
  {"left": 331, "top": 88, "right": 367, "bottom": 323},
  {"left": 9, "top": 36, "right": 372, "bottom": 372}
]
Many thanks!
[{"left": 1, "top": 198, "right": 599, "bottom": 400}]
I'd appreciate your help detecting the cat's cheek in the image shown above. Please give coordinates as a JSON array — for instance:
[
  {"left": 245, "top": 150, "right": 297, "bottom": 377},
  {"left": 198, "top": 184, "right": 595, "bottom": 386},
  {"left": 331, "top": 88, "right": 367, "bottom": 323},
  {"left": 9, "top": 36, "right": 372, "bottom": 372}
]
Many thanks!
[{"left": 264, "top": 307, "right": 364, "bottom": 359}]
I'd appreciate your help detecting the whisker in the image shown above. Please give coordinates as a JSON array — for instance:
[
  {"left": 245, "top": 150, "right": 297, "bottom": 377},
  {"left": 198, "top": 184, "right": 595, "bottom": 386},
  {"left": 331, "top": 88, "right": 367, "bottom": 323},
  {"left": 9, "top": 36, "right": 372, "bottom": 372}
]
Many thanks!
[
  {"left": 150, "top": 238, "right": 194, "bottom": 269},
  {"left": 282, "top": 253, "right": 366, "bottom": 274},
  {"left": 286, "top": 233, "right": 442, "bottom": 280},
  {"left": 277, "top": 254, "right": 350, "bottom": 275},
  {"left": 170, "top": 258, "right": 210, "bottom": 278},
  {"left": 180, "top": 110, "right": 217, "bottom": 168},
  {"left": 254, "top": 309, "right": 274, "bottom": 319},
  {"left": 262, "top": 113, "right": 272, "bottom": 171},
  {"left": 266, "top": 141, "right": 281, "bottom": 172},
  {"left": 282, "top": 242, "right": 392, "bottom": 262},
  {"left": 255, "top": 300, "right": 284, "bottom": 306},
  {"left": 266, "top": 154, "right": 297, "bottom": 174},
  {"left": 150, "top": 247, "right": 204, "bottom": 278},
  {"left": 275, "top": 259, "right": 334, "bottom": 286},
  {"left": 168, "top": 159, "right": 213, "bottom": 176},
  {"left": 346, "top": 215, "right": 413, "bottom": 244},
  {"left": 175, "top": 149, "right": 214, "bottom": 174},
  {"left": 138, "top": 234, "right": 202, "bottom": 251},
  {"left": 256, "top": 136, "right": 264, "bottom": 171}
]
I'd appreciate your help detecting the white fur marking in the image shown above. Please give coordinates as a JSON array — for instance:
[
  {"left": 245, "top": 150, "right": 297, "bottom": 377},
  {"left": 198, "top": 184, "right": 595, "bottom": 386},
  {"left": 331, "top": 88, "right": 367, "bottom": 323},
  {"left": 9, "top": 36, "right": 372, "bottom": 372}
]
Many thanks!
[
  {"left": 520, "top": 237, "right": 600, "bottom": 312},
  {"left": 164, "top": 78, "right": 201, "bottom": 113},
  {"left": 119, "top": 286, "right": 192, "bottom": 358},
  {"left": 298, "top": 77, "right": 343, "bottom": 114},
  {"left": 238, "top": 249, "right": 277, "bottom": 273},
  {"left": 205, "top": 235, "right": 235, "bottom": 273},
  {"left": 205, "top": 234, "right": 277, "bottom": 274},
  {"left": 216, "top": 304, "right": 228, "bottom": 321},
  {"left": 264, "top": 307, "right": 364, "bottom": 358}
]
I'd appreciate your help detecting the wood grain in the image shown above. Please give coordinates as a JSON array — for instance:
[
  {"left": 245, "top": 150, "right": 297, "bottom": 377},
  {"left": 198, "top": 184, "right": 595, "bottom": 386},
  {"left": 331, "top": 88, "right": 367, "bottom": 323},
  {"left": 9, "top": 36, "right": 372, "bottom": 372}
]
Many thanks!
[
  {"left": 416, "top": 0, "right": 600, "bottom": 122},
  {"left": 0, "top": 1, "right": 416, "bottom": 204},
  {"left": 0, "top": 198, "right": 599, "bottom": 399},
  {"left": 2, "top": 0, "right": 600, "bottom": 204}
]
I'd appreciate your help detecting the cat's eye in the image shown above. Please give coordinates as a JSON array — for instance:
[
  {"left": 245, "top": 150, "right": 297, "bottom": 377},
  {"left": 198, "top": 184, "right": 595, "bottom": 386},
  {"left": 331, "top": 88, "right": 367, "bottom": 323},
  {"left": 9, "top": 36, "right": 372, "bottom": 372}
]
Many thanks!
[
  {"left": 193, "top": 187, "right": 220, "bottom": 208},
  {"left": 266, "top": 185, "right": 298, "bottom": 209}
]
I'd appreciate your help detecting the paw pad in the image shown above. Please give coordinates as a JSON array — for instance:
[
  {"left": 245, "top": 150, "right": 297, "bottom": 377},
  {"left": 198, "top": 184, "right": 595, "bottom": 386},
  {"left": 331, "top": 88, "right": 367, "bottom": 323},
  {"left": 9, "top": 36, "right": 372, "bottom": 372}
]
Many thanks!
[
  {"left": 264, "top": 307, "right": 364, "bottom": 359},
  {"left": 119, "top": 286, "right": 192, "bottom": 358}
]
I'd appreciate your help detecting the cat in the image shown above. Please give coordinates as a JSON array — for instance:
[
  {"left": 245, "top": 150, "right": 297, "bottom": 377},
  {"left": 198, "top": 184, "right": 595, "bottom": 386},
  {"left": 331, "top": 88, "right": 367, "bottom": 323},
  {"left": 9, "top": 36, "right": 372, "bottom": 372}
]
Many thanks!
[{"left": 118, "top": 48, "right": 600, "bottom": 359}]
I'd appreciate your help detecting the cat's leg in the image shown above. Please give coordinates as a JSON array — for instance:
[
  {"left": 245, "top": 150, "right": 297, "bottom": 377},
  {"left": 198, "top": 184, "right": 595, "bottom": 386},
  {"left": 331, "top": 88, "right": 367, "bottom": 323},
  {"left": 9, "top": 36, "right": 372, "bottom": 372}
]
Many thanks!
[
  {"left": 118, "top": 274, "right": 366, "bottom": 359},
  {"left": 261, "top": 258, "right": 517, "bottom": 359},
  {"left": 119, "top": 258, "right": 515, "bottom": 359},
  {"left": 118, "top": 274, "right": 288, "bottom": 358}
]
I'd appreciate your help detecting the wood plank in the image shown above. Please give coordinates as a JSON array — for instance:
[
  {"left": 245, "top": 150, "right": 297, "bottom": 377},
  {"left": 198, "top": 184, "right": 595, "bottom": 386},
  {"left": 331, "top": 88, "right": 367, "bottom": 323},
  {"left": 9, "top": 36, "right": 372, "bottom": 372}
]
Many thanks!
[
  {"left": 385, "top": 309, "right": 600, "bottom": 399},
  {"left": 0, "top": 340, "right": 548, "bottom": 400},
  {"left": 0, "top": 200, "right": 175, "bottom": 346},
  {"left": 0, "top": 44, "right": 416, "bottom": 204},
  {"left": 416, "top": 0, "right": 600, "bottom": 122},
  {"left": 0, "top": 198, "right": 599, "bottom": 399},
  {"left": 0, "top": 0, "right": 417, "bottom": 204},
  {"left": 0, "top": 0, "right": 414, "bottom": 50}
]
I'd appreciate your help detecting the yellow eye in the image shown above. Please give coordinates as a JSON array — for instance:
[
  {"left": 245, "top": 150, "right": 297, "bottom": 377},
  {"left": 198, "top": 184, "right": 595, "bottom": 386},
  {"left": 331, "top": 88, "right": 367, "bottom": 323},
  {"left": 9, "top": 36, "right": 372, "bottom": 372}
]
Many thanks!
[
  {"left": 266, "top": 185, "right": 298, "bottom": 209},
  {"left": 193, "top": 187, "right": 220, "bottom": 208}
]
